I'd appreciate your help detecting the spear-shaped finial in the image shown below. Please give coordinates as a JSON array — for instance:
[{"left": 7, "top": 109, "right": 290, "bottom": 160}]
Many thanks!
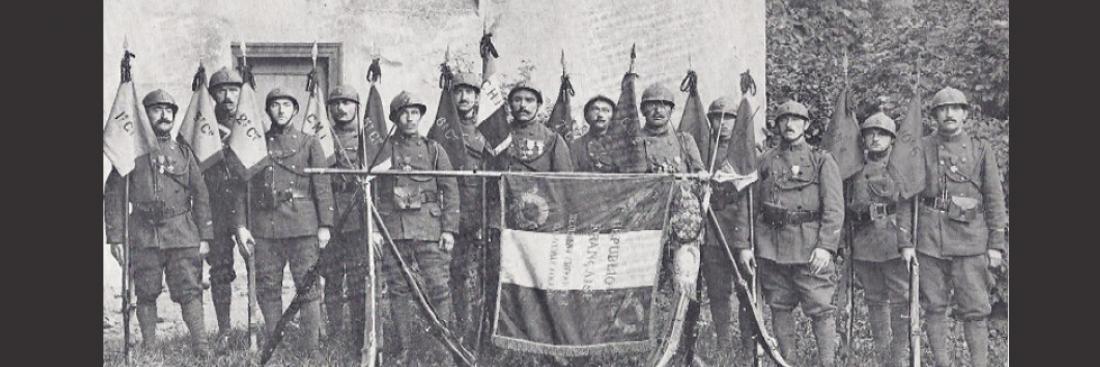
[
  {"left": 311, "top": 41, "right": 318, "bottom": 66},
  {"left": 629, "top": 43, "right": 637, "bottom": 74},
  {"left": 241, "top": 40, "right": 249, "bottom": 66},
  {"left": 121, "top": 36, "right": 135, "bottom": 83},
  {"left": 688, "top": 53, "right": 693, "bottom": 71},
  {"left": 123, "top": 36, "right": 129, "bottom": 51},
  {"left": 561, "top": 49, "right": 567, "bottom": 76},
  {"left": 444, "top": 44, "right": 451, "bottom": 63}
]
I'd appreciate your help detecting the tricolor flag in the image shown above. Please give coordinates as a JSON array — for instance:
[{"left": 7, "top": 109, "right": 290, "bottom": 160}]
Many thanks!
[
  {"left": 821, "top": 86, "right": 864, "bottom": 180},
  {"left": 428, "top": 63, "right": 468, "bottom": 170},
  {"left": 360, "top": 82, "right": 392, "bottom": 171},
  {"left": 225, "top": 65, "right": 270, "bottom": 179},
  {"left": 890, "top": 88, "right": 926, "bottom": 199},
  {"left": 475, "top": 33, "right": 512, "bottom": 156},
  {"left": 716, "top": 93, "right": 759, "bottom": 191},
  {"left": 492, "top": 174, "right": 674, "bottom": 356},
  {"left": 300, "top": 67, "right": 337, "bottom": 166},
  {"left": 676, "top": 70, "right": 712, "bottom": 169},
  {"left": 103, "top": 49, "right": 156, "bottom": 177},
  {"left": 179, "top": 64, "right": 224, "bottom": 170}
]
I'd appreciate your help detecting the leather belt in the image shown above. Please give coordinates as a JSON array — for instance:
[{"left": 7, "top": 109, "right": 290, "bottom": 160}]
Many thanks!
[
  {"left": 848, "top": 202, "right": 897, "bottom": 222},
  {"left": 921, "top": 196, "right": 950, "bottom": 211},
  {"left": 763, "top": 208, "right": 821, "bottom": 226}
]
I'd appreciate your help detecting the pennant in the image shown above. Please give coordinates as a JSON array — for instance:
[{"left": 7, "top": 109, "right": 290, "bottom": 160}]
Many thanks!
[
  {"left": 476, "top": 33, "right": 512, "bottom": 156},
  {"left": 360, "top": 83, "right": 392, "bottom": 171},
  {"left": 492, "top": 174, "right": 674, "bottom": 356},
  {"left": 300, "top": 67, "right": 337, "bottom": 166},
  {"left": 821, "top": 87, "right": 864, "bottom": 180},
  {"left": 614, "top": 71, "right": 641, "bottom": 139},
  {"left": 103, "top": 77, "right": 156, "bottom": 177},
  {"left": 890, "top": 89, "right": 927, "bottom": 199},
  {"left": 428, "top": 70, "right": 469, "bottom": 170},
  {"left": 179, "top": 64, "right": 224, "bottom": 171},
  {"left": 546, "top": 74, "right": 575, "bottom": 141},
  {"left": 225, "top": 66, "right": 270, "bottom": 179},
  {"left": 676, "top": 71, "right": 712, "bottom": 169},
  {"left": 718, "top": 94, "right": 759, "bottom": 191}
]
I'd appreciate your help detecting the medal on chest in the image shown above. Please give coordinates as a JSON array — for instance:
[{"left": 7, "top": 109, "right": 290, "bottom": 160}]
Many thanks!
[
  {"left": 515, "top": 137, "right": 545, "bottom": 160},
  {"left": 791, "top": 165, "right": 801, "bottom": 176}
]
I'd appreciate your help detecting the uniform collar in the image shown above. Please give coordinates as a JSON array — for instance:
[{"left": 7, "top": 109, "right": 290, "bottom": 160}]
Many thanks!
[
  {"left": 781, "top": 140, "right": 809, "bottom": 152},
  {"left": 392, "top": 132, "right": 420, "bottom": 145},
  {"left": 865, "top": 146, "right": 891, "bottom": 163},
  {"left": 333, "top": 120, "right": 358, "bottom": 134},
  {"left": 937, "top": 129, "right": 970, "bottom": 144},
  {"left": 642, "top": 123, "right": 671, "bottom": 136}
]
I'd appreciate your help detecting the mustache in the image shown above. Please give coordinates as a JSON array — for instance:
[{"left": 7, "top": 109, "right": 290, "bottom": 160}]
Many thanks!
[{"left": 156, "top": 119, "right": 172, "bottom": 125}]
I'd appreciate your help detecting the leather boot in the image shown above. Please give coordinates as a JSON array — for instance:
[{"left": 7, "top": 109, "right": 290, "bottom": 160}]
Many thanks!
[
  {"left": 709, "top": 297, "right": 732, "bottom": 353},
  {"left": 772, "top": 309, "right": 797, "bottom": 363},
  {"left": 736, "top": 304, "right": 756, "bottom": 366},
  {"left": 866, "top": 303, "right": 892, "bottom": 366},
  {"left": 180, "top": 299, "right": 209, "bottom": 357},
  {"left": 811, "top": 313, "right": 838, "bottom": 367},
  {"left": 300, "top": 299, "right": 323, "bottom": 353},
  {"left": 925, "top": 313, "right": 953, "bottom": 367},
  {"left": 211, "top": 284, "right": 233, "bottom": 335},
  {"left": 963, "top": 319, "right": 989, "bottom": 367},
  {"left": 391, "top": 298, "right": 419, "bottom": 365},
  {"left": 136, "top": 302, "right": 158, "bottom": 348},
  {"left": 348, "top": 296, "right": 366, "bottom": 349},
  {"left": 325, "top": 298, "right": 345, "bottom": 340},
  {"left": 888, "top": 304, "right": 911, "bottom": 367},
  {"left": 260, "top": 299, "right": 284, "bottom": 340}
]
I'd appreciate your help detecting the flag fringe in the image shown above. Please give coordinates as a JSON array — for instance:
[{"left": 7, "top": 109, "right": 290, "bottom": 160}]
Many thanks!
[{"left": 490, "top": 335, "right": 656, "bottom": 357}]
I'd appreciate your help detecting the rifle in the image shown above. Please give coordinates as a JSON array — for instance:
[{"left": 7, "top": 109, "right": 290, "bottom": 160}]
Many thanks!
[
  {"left": 909, "top": 196, "right": 921, "bottom": 367},
  {"left": 232, "top": 234, "right": 259, "bottom": 352}
]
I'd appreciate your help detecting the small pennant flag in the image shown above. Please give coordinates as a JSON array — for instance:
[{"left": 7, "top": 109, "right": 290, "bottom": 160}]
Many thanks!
[
  {"left": 676, "top": 70, "right": 712, "bottom": 169},
  {"left": 428, "top": 67, "right": 469, "bottom": 170},
  {"left": 360, "top": 83, "right": 392, "bottom": 171},
  {"left": 103, "top": 51, "right": 156, "bottom": 176},
  {"left": 716, "top": 94, "right": 759, "bottom": 191},
  {"left": 300, "top": 67, "right": 337, "bottom": 166},
  {"left": 890, "top": 89, "right": 927, "bottom": 199},
  {"left": 179, "top": 64, "right": 224, "bottom": 170},
  {"left": 225, "top": 65, "right": 270, "bottom": 179},
  {"left": 821, "top": 87, "right": 864, "bottom": 180},
  {"left": 614, "top": 71, "right": 641, "bottom": 139},
  {"left": 476, "top": 33, "right": 512, "bottom": 156}
]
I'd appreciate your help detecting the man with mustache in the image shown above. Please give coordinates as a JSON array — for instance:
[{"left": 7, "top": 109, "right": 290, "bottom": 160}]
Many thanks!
[
  {"left": 631, "top": 83, "right": 705, "bottom": 174},
  {"left": 734, "top": 100, "right": 843, "bottom": 366},
  {"left": 105, "top": 89, "right": 214, "bottom": 357},
  {"left": 897, "top": 87, "right": 1006, "bottom": 367},
  {"left": 319, "top": 84, "right": 370, "bottom": 346},
  {"left": 847, "top": 111, "right": 915, "bottom": 367},
  {"left": 375, "top": 91, "right": 460, "bottom": 365},
  {"left": 235, "top": 87, "right": 335, "bottom": 356},
  {"left": 203, "top": 67, "right": 247, "bottom": 344},
  {"left": 571, "top": 95, "right": 630, "bottom": 172},
  {"left": 447, "top": 72, "right": 494, "bottom": 348}
]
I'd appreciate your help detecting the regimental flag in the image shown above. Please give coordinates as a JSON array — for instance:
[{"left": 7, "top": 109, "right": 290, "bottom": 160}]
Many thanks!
[
  {"left": 614, "top": 71, "right": 641, "bottom": 139},
  {"left": 225, "top": 65, "right": 270, "bottom": 179},
  {"left": 821, "top": 86, "right": 864, "bottom": 180},
  {"left": 546, "top": 72, "right": 575, "bottom": 141},
  {"left": 360, "top": 82, "right": 392, "bottom": 171},
  {"left": 492, "top": 174, "right": 675, "bottom": 356},
  {"left": 179, "top": 64, "right": 224, "bottom": 171},
  {"left": 103, "top": 69, "right": 156, "bottom": 177},
  {"left": 300, "top": 67, "right": 336, "bottom": 166},
  {"left": 428, "top": 65, "right": 469, "bottom": 170},
  {"left": 476, "top": 33, "right": 512, "bottom": 156},
  {"left": 890, "top": 88, "right": 926, "bottom": 199},
  {"left": 716, "top": 93, "right": 759, "bottom": 191},
  {"left": 676, "top": 70, "right": 712, "bottom": 169}
]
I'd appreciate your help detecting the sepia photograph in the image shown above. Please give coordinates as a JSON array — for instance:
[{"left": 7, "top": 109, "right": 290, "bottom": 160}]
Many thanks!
[{"left": 101, "top": 0, "right": 1009, "bottom": 366}]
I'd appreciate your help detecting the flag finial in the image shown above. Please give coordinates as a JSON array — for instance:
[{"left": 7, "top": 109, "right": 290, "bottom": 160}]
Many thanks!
[
  {"left": 311, "top": 41, "right": 319, "bottom": 66},
  {"left": 123, "top": 36, "right": 129, "bottom": 51},
  {"left": 561, "top": 49, "right": 567, "bottom": 75}
]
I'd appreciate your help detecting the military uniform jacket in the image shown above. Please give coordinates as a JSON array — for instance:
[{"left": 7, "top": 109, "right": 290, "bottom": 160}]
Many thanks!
[
  {"left": 733, "top": 142, "right": 844, "bottom": 264},
  {"left": 897, "top": 131, "right": 1007, "bottom": 259},
  {"left": 235, "top": 129, "right": 335, "bottom": 238},
  {"left": 374, "top": 134, "right": 460, "bottom": 241},
  {"left": 570, "top": 129, "right": 631, "bottom": 173},
  {"left": 204, "top": 148, "right": 245, "bottom": 237},
  {"left": 706, "top": 139, "right": 746, "bottom": 247},
  {"left": 846, "top": 153, "right": 909, "bottom": 262},
  {"left": 630, "top": 127, "right": 705, "bottom": 174},
  {"left": 491, "top": 120, "right": 574, "bottom": 172},
  {"left": 105, "top": 137, "right": 214, "bottom": 249},
  {"left": 330, "top": 126, "right": 366, "bottom": 233},
  {"left": 458, "top": 117, "right": 490, "bottom": 234}
]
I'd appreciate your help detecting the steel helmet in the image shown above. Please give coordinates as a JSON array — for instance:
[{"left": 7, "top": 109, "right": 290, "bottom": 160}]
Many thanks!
[
  {"left": 327, "top": 84, "right": 360, "bottom": 104},
  {"left": 583, "top": 94, "right": 616, "bottom": 114},
  {"left": 265, "top": 87, "right": 299, "bottom": 109},
  {"left": 507, "top": 78, "right": 543, "bottom": 104},
  {"left": 142, "top": 89, "right": 178, "bottom": 114},
  {"left": 389, "top": 91, "right": 428, "bottom": 122},
  {"left": 208, "top": 66, "right": 244, "bottom": 92},
  {"left": 860, "top": 111, "right": 897, "bottom": 137},
  {"left": 452, "top": 72, "right": 482, "bottom": 93},
  {"left": 775, "top": 100, "right": 810, "bottom": 121},
  {"left": 930, "top": 87, "right": 969, "bottom": 111},
  {"left": 640, "top": 83, "right": 676, "bottom": 109},
  {"left": 707, "top": 95, "right": 739, "bottom": 118}
]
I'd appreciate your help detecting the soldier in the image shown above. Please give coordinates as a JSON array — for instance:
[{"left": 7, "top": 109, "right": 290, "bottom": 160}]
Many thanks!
[
  {"left": 105, "top": 90, "right": 213, "bottom": 356},
  {"left": 320, "top": 84, "right": 370, "bottom": 345},
  {"left": 897, "top": 87, "right": 1007, "bottom": 367},
  {"left": 447, "top": 72, "right": 494, "bottom": 348},
  {"left": 734, "top": 100, "right": 844, "bottom": 366},
  {"left": 491, "top": 80, "right": 574, "bottom": 172},
  {"left": 234, "top": 87, "right": 335, "bottom": 355},
  {"left": 374, "top": 91, "right": 461, "bottom": 365},
  {"left": 571, "top": 95, "right": 631, "bottom": 172},
  {"left": 699, "top": 96, "right": 755, "bottom": 365},
  {"left": 847, "top": 112, "right": 916, "bottom": 367},
  {"left": 205, "top": 67, "right": 246, "bottom": 342},
  {"left": 631, "top": 83, "right": 705, "bottom": 174}
]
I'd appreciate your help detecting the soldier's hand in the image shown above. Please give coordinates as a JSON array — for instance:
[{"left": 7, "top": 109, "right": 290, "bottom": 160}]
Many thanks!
[
  {"left": 318, "top": 227, "right": 332, "bottom": 250},
  {"left": 809, "top": 248, "right": 832, "bottom": 275},
  {"left": 236, "top": 226, "right": 256, "bottom": 257},
  {"left": 199, "top": 241, "right": 210, "bottom": 258},
  {"left": 987, "top": 249, "right": 1004, "bottom": 269},
  {"left": 439, "top": 232, "right": 456, "bottom": 252},
  {"left": 109, "top": 244, "right": 124, "bottom": 268},
  {"left": 901, "top": 248, "right": 917, "bottom": 268},
  {"left": 738, "top": 249, "right": 756, "bottom": 277}
]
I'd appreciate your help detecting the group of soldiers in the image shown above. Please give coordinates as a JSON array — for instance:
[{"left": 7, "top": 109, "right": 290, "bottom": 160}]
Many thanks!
[{"left": 105, "top": 55, "right": 1006, "bottom": 367}]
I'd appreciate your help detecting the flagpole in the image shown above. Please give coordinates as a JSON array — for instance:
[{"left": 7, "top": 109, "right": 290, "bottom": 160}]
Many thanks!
[
  {"left": 360, "top": 67, "right": 380, "bottom": 367},
  {"left": 122, "top": 175, "right": 133, "bottom": 365}
]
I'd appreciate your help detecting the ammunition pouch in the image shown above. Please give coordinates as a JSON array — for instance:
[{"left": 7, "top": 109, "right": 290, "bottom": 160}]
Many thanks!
[
  {"left": 761, "top": 203, "right": 820, "bottom": 227},
  {"left": 134, "top": 200, "right": 190, "bottom": 224},
  {"left": 947, "top": 196, "right": 980, "bottom": 224}
]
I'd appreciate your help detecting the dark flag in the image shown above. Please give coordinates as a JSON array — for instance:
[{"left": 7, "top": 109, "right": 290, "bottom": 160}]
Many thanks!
[
  {"left": 890, "top": 88, "right": 926, "bottom": 199},
  {"left": 476, "top": 33, "right": 512, "bottom": 156},
  {"left": 361, "top": 75, "right": 392, "bottom": 171},
  {"left": 492, "top": 174, "right": 675, "bottom": 356},
  {"left": 428, "top": 59, "right": 469, "bottom": 170},
  {"left": 676, "top": 70, "right": 713, "bottom": 169},
  {"left": 821, "top": 87, "right": 863, "bottom": 180},
  {"left": 716, "top": 93, "right": 759, "bottom": 191},
  {"left": 546, "top": 73, "right": 575, "bottom": 141},
  {"left": 614, "top": 44, "right": 641, "bottom": 139}
]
